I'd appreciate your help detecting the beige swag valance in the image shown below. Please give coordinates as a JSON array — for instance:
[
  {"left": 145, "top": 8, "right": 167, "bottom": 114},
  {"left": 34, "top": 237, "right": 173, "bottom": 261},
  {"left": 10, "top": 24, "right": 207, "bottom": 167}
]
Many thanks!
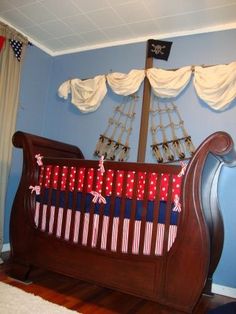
[{"left": 58, "top": 61, "right": 236, "bottom": 113}]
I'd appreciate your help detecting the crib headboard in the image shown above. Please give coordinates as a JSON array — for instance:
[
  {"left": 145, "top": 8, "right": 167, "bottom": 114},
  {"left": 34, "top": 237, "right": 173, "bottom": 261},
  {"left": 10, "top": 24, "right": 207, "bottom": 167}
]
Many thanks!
[
  {"left": 9, "top": 130, "right": 236, "bottom": 313},
  {"left": 12, "top": 131, "right": 84, "bottom": 160}
]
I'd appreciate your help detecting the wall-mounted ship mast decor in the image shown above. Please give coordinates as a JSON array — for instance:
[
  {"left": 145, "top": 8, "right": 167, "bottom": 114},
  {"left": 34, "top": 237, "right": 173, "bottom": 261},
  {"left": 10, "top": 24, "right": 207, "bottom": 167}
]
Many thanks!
[
  {"left": 137, "top": 39, "right": 173, "bottom": 162},
  {"left": 58, "top": 38, "right": 236, "bottom": 163},
  {"left": 59, "top": 39, "right": 236, "bottom": 162},
  {"left": 94, "top": 94, "right": 137, "bottom": 161}
]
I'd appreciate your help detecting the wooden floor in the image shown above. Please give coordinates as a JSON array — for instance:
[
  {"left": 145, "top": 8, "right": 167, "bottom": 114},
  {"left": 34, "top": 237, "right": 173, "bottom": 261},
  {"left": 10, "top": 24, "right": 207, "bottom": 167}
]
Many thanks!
[{"left": 0, "top": 252, "right": 235, "bottom": 314}]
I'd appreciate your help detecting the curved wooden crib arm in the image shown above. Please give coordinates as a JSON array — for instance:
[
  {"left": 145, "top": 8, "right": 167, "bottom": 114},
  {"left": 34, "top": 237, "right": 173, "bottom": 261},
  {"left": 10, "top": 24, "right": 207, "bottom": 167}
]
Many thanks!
[{"left": 9, "top": 130, "right": 236, "bottom": 313}]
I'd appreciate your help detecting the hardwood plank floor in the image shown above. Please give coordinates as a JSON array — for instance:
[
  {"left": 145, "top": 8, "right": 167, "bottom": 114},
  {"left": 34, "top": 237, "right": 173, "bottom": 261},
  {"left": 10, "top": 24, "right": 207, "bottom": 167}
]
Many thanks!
[{"left": 0, "top": 252, "right": 235, "bottom": 314}]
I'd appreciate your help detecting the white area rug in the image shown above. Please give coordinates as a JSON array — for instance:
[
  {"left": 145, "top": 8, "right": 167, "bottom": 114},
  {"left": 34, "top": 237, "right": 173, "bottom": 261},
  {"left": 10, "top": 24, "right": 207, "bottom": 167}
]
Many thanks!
[{"left": 0, "top": 281, "right": 79, "bottom": 313}]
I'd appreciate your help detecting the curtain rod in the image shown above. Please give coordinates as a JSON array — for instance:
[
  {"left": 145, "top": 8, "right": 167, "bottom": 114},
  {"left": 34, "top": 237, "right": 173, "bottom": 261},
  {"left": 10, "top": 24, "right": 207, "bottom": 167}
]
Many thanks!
[
  {"left": 67, "top": 61, "right": 233, "bottom": 82},
  {"left": 167, "top": 62, "right": 231, "bottom": 72}
]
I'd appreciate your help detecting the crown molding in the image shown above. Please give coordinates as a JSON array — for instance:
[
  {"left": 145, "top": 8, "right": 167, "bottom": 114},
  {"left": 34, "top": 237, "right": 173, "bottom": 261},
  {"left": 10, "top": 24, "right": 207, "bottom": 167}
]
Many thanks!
[{"left": 51, "top": 22, "right": 236, "bottom": 56}]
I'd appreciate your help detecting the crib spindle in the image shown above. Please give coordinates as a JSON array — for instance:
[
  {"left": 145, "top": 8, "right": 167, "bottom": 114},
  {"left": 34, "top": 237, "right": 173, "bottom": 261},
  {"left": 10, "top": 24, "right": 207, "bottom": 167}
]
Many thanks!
[
  {"left": 106, "top": 170, "right": 118, "bottom": 251},
  {"left": 127, "top": 171, "right": 139, "bottom": 254},
  {"left": 139, "top": 172, "right": 149, "bottom": 255},
  {"left": 61, "top": 167, "right": 71, "bottom": 240},
  {"left": 39, "top": 166, "right": 51, "bottom": 231},
  {"left": 162, "top": 174, "right": 174, "bottom": 255},
  {"left": 117, "top": 171, "right": 129, "bottom": 253},
  {"left": 68, "top": 167, "right": 79, "bottom": 243},
  {"left": 87, "top": 168, "right": 98, "bottom": 247},
  {"left": 78, "top": 167, "right": 89, "bottom": 245},
  {"left": 150, "top": 172, "right": 161, "bottom": 256}
]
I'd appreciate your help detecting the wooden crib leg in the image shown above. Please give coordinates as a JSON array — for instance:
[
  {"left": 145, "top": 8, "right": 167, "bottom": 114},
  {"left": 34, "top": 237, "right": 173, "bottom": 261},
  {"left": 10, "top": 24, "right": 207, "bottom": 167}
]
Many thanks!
[
  {"left": 9, "top": 262, "right": 32, "bottom": 283},
  {"left": 203, "top": 277, "right": 214, "bottom": 296}
]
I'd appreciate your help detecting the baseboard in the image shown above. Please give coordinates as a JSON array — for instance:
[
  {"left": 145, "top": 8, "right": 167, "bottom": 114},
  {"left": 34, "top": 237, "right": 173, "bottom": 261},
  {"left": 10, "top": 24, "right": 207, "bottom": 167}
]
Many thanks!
[
  {"left": 1, "top": 242, "right": 236, "bottom": 298},
  {"left": 2, "top": 243, "right": 10, "bottom": 252},
  {"left": 212, "top": 283, "right": 236, "bottom": 298}
]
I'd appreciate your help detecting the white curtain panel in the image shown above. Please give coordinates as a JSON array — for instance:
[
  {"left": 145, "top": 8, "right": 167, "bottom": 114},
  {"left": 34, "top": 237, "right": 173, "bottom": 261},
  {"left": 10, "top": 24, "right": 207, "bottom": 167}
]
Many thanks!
[
  {"left": 146, "top": 66, "right": 192, "bottom": 98},
  {"left": 106, "top": 69, "right": 145, "bottom": 96},
  {"left": 58, "top": 75, "right": 107, "bottom": 113},
  {"left": 194, "top": 61, "right": 236, "bottom": 110}
]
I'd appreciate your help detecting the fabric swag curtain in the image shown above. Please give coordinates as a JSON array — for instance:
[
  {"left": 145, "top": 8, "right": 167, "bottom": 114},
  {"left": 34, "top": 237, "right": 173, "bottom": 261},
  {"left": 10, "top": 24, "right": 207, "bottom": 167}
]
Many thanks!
[
  {"left": 58, "top": 62, "right": 236, "bottom": 112},
  {"left": 58, "top": 75, "right": 107, "bottom": 113},
  {"left": 194, "top": 61, "right": 236, "bottom": 110},
  {"left": 146, "top": 66, "right": 192, "bottom": 98}
]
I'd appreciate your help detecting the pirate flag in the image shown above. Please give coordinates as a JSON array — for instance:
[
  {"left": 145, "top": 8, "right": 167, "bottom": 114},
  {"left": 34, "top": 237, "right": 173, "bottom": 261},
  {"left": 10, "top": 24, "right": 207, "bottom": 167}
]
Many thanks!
[{"left": 147, "top": 39, "right": 172, "bottom": 61}]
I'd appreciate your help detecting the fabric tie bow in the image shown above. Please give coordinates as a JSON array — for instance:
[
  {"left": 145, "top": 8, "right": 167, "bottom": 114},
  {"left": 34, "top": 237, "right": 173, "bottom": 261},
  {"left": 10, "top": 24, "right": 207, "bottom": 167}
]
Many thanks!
[
  {"left": 29, "top": 185, "right": 41, "bottom": 195},
  {"left": 90, "top": 191, "right": 106, "bottom": 204},
  {"left": 98, "top": 155, "right": 105, "bottom": 174},
  {"left": 178, "top": 161, "right": 187, "bottom": 177},
  {"left": 35, "top": 154, "right": 43, "bottom": 166},
  {"left": 173, "top": 195, "right": 181, "bottom": 212}
]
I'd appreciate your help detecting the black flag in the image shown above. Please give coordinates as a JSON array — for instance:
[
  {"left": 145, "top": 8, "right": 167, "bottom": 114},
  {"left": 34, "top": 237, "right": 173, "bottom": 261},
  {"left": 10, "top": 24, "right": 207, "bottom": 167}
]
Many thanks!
[{"left": 147, "top": 39, "right": 172, "bottom": 61}]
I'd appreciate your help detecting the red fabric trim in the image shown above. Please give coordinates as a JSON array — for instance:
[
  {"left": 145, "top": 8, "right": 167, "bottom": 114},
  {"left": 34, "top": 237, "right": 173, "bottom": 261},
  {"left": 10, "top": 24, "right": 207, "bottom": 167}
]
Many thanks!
[{"left": 0, "top": 36, "right": 6, "bottom": 52}]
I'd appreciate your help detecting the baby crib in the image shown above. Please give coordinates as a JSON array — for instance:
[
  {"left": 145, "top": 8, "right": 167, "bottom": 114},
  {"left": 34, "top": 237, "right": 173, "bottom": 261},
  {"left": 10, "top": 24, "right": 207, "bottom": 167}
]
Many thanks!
[{"left": 9, "top": 130, "right": 236, "bottom": 313}]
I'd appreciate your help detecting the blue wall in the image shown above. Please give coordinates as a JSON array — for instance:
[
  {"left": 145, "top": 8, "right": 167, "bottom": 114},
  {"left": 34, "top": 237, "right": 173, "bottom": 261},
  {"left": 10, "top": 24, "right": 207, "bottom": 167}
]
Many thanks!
[{"left": 5, "top": 28, "right": 236, "bottom": 289}]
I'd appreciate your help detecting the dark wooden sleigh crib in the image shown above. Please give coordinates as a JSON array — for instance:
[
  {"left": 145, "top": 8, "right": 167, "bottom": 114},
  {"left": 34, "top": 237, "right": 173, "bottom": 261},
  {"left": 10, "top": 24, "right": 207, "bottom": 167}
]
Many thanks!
[{"left": 9, "top": 131, "right": 236, "bottom": 313}]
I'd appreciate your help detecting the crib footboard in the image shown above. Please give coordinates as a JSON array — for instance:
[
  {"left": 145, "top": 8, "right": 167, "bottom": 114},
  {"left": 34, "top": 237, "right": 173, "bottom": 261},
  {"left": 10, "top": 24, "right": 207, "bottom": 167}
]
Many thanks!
[{"left": 9, "top": 131, "right": 236, "bottom": 313}]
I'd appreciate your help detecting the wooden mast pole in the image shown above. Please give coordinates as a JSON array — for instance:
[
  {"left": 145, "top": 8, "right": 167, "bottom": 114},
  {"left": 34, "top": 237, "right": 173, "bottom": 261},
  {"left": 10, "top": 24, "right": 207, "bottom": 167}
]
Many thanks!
[{"left": 137, "top": 40, "right": 153, "bottom": 162}]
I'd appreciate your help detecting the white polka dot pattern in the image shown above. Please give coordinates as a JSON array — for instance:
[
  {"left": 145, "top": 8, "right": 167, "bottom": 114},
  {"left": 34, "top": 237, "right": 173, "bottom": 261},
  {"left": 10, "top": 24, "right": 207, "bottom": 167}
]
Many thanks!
[{"left": 38, "top": 166, "right": 182, "bottom": 202}]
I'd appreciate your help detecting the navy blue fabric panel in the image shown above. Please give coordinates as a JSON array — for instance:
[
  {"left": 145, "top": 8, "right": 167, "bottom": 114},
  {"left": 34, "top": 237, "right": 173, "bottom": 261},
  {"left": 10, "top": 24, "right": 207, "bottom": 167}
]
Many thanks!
[
  {"left": 158, "top": 201, "right": 166, "bottom": 223},
  {"left": 35, "top": 188, "right": 178, "bottom": 225},
  {"left": 84, "top": 194, "right": 92, "bottom": 212},
  {"left": 147, "top": 201, "right": 154, "bottom": 221},
  {"left": 104, "top": 197, "right": 111, "bottom": 216},
  {"left": 170, "top": 210, "right": 178, "bottom": 225},
  {"left": 134, "top": 200, "right": 155, "bottom": 221},
  {"left": 67, "top": 191, "right": 73, "bottom": 209},
  {"left": 114, "top": 198, "right": 121, "bottom": 216},
  {"left": 59, "top": 191, "right": 66, "bottom": 207},
  {"left": 128, "top": 200, "right": 176, "bottom": 223},
  {"left": 157, "top": 202, "right": 178, "bottom": 225},
  {"left": 135, "top": 201, "right": 155, "bottom": 222},
  {"left": 35, "top": 194, "right": 41, "bottom": 203},
  {"left": 76, "top": 192, "right": 82, "bottom": 209},
  {"left": 124, "top": 199, "right": 132, "bottom": 219},
  {"left": 135, "top": 200, "right": 143, "bottom": 220},
  {"left": 94, "top": 202, "right": 100, "bottom": 214}
]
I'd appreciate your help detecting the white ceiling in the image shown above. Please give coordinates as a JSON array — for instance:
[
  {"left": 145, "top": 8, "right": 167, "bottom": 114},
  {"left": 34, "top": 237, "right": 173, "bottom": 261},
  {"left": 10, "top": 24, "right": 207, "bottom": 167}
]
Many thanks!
[{"left": 0, "top": 0, "right": 236, "bottom": 56}]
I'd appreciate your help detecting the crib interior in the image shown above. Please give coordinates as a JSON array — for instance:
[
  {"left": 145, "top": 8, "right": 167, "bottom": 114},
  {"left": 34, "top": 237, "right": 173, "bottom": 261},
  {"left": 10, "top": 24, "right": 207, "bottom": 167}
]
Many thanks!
[{"left": 33, "top": 158, "right": 183, "bottom": 258}]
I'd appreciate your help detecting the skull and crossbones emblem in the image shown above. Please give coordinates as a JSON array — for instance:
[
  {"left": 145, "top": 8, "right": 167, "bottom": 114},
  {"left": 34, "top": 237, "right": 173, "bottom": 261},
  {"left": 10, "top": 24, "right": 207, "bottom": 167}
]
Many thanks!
[{"left": 151, "top": 44, "right": 166, "bottom": 55}]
